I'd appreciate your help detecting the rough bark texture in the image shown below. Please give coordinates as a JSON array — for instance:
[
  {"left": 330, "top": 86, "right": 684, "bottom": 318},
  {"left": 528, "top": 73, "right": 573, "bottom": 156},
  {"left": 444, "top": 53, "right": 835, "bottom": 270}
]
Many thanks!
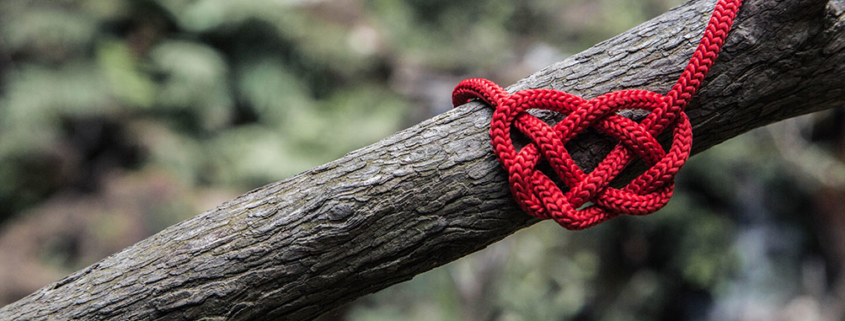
[{"left": 2, "top": 0, "right": 844, "bottom": 320}]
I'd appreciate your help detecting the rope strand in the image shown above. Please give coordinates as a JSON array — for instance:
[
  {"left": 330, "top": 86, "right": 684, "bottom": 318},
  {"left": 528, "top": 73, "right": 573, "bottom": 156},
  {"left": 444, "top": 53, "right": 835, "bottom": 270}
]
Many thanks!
[{"left": 452, "top": 0, "right": 743, "bottom": 230}]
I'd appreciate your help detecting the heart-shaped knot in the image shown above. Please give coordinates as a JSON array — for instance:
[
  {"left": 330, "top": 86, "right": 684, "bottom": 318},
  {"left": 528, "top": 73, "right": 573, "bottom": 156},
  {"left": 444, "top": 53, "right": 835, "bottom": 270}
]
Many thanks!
[
  {"left": 453, "top": 79, "right": 692, "bottom": 229},
  {"left": 452, "top": 0, "right": 741, "bottom": 230}
]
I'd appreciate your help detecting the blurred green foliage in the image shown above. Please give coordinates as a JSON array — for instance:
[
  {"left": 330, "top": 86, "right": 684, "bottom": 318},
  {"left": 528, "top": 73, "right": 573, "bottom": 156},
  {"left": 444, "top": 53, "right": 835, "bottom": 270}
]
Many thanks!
[
  {"left": 2, "top": 0, "right": 844, "bottom": 320},
  {"left": 0, "top": 0, "right": 414, "bottom": 218}
]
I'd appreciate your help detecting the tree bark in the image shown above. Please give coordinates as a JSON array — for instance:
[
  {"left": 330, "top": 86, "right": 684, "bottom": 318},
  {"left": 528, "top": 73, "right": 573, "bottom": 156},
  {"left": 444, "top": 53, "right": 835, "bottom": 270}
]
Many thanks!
[{"left": 2, "top": 0, "right": 843, "bottom": 319}]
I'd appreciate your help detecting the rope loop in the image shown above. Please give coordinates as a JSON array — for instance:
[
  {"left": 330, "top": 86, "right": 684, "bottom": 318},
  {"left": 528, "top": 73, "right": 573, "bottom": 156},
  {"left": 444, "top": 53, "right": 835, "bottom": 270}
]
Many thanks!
[{"left": 452, "top": 0, "right": 742, "bottom": 230}]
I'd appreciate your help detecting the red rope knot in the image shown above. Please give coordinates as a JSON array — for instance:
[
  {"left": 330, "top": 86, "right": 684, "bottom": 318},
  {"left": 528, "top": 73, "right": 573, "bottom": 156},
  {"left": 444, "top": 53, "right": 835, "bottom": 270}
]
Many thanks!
[{"left": 452, "top": 0, "right": 742, "bottom": 230}]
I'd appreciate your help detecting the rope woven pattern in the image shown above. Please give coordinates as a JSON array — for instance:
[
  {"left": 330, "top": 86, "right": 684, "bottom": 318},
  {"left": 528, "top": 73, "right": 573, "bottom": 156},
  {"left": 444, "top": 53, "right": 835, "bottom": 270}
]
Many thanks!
[{"left": 452, "top": 0, "right": 743, "bottom": 230}]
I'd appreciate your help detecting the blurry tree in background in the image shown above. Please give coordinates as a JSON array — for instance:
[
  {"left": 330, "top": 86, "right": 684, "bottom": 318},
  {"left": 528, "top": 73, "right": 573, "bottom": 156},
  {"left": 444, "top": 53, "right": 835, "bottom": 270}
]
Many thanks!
[{"left": 1, "top": 0, "right": 844, "bottom": 320}]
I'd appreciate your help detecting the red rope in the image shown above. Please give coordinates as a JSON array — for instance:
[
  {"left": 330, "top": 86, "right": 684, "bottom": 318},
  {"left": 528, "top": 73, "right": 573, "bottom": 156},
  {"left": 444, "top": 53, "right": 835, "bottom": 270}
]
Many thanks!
[{"left": 452, "top": 0, "right": 743, "bottom": 230}]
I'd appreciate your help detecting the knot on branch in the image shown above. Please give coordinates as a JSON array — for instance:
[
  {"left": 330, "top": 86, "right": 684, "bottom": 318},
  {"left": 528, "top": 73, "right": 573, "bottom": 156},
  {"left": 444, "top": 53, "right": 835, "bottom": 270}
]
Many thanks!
[
  {"left": 451, "top": 0, "right": 743, "bottom": 230},
  {"left": 452, "top": 79, "right": 692, "bottom": 229}
]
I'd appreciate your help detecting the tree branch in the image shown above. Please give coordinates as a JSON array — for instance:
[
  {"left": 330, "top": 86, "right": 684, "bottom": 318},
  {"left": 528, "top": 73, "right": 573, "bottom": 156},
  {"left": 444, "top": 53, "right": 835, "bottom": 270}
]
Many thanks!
[{"left": 2, "top": 0, "right": 843, "bottom": 319}]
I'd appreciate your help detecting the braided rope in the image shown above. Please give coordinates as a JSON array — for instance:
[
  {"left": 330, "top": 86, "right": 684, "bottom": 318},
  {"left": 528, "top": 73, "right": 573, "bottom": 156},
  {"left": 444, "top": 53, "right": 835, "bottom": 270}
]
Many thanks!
[{"left": 452, "top": 0, "right": 743, "bottom": 230}]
